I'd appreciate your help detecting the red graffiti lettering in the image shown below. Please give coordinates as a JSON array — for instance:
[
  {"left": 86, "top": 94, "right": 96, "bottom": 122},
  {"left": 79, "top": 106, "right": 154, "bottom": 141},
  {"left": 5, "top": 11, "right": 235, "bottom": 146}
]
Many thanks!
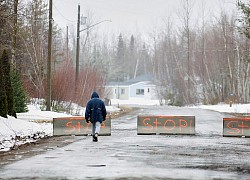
[
  {"left": 65, "top": 121, "right": 76, "bottom": 133},
  {"left": 139, "top": 116, "right": 195, "bottom": 134},
  {"left": 76, "top": 122, "right": 83, "bottom": 132},
  {"left": 143, "top": 118, "right": 153, "bottom": 130},
  {"left": 65, "top": 121, "right": 84, "bottom": 133},
  {"left": 154, "top": 118, "right": 161, "bottom": 130},
  {"left": 163, "top": 120, "right": 176, "bottom": 131},
  {"left": 238, "top": 121, "right": 249, "bottom": 135},
  {"left": 179, "top": 119, "right": 187, "bottom": 132},
  {"left": 226, "top": 121, "right": 240, "bottom": 134},
  {"left": 54, "top": 117, "right": 111, "bottom": 136}
]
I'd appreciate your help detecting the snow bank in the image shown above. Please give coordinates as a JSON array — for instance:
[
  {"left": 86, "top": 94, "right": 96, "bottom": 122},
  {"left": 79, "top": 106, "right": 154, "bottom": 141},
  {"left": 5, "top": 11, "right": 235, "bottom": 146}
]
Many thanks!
[
  {"left": 193, "top": 103, "right": 250, "bottom": 114},
  {"left": 0, "top": 116, "right": 52, "bottom": 152}
]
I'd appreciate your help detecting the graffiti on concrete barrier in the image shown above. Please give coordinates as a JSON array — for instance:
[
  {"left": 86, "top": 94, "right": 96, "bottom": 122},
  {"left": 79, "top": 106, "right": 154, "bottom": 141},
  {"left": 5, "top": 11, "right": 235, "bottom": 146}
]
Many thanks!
[
  {"left": 137, "top": 115, "right": 195, "bottom": 135},
  {"left": 223, "top": 118, "right": 250, "bottom": 137},
  {"left": 53, "top": 116, "right": 111, "bottom": 136}
]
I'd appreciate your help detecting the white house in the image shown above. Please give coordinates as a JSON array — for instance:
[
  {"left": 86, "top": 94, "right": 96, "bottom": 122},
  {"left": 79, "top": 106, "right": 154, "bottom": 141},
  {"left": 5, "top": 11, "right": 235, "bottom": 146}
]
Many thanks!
[{"left": 105, "top": 74, "right": 158, "bottom": 100}]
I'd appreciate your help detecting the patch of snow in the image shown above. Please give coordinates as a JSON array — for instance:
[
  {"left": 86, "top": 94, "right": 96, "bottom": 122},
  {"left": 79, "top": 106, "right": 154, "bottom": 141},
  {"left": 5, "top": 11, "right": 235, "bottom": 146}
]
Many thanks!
[{"left": 192, "top": 103, "right": 250, "bottom": 114}]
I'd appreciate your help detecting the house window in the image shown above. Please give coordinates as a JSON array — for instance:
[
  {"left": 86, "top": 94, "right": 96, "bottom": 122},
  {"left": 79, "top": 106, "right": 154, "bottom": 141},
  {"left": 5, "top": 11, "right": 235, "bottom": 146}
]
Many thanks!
[
  {"left": 136, "top": 89, "right": 144, "bottom": 95},
  {"left": 121, "top": 88, "right": 125, "bottom": 94}
]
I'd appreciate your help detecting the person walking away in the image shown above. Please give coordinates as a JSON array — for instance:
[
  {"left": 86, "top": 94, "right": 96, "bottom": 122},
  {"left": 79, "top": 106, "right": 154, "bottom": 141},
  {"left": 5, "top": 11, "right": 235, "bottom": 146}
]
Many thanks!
[{"left": 85, "top": 91, "right": 107, "bottom": 142}]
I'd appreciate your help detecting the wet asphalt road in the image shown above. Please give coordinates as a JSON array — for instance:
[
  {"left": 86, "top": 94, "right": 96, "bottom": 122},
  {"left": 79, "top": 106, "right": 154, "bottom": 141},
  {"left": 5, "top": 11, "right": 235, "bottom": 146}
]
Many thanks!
[{"left": 0, "top": 105, "right": 249, "bottom": 180}]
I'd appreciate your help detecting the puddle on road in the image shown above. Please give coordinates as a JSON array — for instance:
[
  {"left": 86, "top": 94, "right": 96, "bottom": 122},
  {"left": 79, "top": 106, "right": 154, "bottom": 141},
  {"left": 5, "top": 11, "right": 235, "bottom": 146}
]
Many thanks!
[
  {"left": 87, "top": 164, "right": 106, "bottom": 167},
  {"left": 44, "top": 156, "right": 57, "bottom": 159},
  {"left": 64, "top": 149, "right": 74, "bottom": 151}
]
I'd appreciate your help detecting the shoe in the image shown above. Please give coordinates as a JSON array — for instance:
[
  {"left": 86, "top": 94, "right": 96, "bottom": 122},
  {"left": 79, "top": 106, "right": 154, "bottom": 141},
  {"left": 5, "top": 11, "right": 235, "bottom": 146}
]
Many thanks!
[{"left": 93, "top": 133, "right": 98, "bottom": 142}]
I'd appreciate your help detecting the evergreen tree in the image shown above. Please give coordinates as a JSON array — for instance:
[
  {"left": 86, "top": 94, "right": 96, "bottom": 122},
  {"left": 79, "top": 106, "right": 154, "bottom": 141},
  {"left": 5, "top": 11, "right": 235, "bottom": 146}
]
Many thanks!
[
  {"left": 0, "top": 50, "right": 8, "bottom": 118},
  {"left": 237, "top": 0, "right": 250, "bottom": 39},
  {"left": 0, "top": 1, "right": 12, "bottom": 50},
  {"left": 11, "top": 68, "right": 28, "bottom": 113},
  {"left": 128, "top": 35, "right": 136, "bottom": 78},
  {"left": 2, "top": 50, "right": 17, "bottom": 118},
  {"left": 117, "top": 34, "right": 125, "bottom": 62},
  {"left": 116, "top": 33, "right": 126, "bottom": 81}
]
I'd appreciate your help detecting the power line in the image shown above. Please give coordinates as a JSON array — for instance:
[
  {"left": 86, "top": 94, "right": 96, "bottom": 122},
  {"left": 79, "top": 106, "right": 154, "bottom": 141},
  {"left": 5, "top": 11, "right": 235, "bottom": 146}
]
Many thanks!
[{"left": 53, "top": 2, "right": 76, "bottom": 23}]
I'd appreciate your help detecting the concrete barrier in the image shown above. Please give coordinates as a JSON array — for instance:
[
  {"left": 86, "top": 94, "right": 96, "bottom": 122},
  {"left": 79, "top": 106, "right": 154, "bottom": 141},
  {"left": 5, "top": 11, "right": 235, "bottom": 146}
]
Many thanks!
[
  {"left": 137, "top": 115, "right": 195, "bottom": 135},
  {"left": 53, "top": 116, "right": 111, "bottom": 136},
  {"left": 223, "top": 117, "right": 250, "bottom": 137}
]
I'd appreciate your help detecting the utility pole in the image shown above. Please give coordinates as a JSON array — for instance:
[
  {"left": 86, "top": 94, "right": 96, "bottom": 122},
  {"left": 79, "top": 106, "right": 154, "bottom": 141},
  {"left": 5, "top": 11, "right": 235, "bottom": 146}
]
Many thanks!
[
  {"left": 46, "top": 0, "right": 52, "bottom": 111},
  {"left": 66, "top": 26, "right": 69, "bottom": 62},
  {"left": 76, "top": 7, "right": 80, "bottom": 82},
  {"left": 74, "top": 4, "right": 110, "bottom": 100},
  {"left": 75, "top": 4, "right": 80, "bottom": 98},
  {"left": 12, "top": 0, "right": 18, "bottom": 67}
]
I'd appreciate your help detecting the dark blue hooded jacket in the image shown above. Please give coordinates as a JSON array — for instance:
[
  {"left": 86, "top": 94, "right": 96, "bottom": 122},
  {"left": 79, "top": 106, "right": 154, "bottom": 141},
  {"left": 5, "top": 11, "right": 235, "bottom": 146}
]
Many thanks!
[{"left": 85, "top": 92, "right": 107, "bottom": 123}]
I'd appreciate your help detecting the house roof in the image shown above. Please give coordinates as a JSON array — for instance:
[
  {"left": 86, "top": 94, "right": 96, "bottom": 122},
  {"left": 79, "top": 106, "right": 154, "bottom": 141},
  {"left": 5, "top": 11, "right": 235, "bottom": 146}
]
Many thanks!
[{"left": 107, "top": 74, "right": 155, "bottom": 86}]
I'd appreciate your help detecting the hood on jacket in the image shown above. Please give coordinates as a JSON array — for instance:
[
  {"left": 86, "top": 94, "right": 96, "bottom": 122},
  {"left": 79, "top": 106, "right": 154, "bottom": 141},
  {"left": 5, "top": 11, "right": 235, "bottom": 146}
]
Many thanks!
[{"left": 91, "top": 91, "right": 99, "bottom": 99}]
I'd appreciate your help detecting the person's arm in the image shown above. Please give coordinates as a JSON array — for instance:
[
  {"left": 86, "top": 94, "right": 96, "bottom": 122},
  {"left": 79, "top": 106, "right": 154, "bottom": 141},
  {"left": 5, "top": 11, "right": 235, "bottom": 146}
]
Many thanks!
[
  {"left": 85, "top": 101, "right": 91, "bottom": 122},
  {"left": 102, "top": 102, "right": 107, "bottom": 121}
]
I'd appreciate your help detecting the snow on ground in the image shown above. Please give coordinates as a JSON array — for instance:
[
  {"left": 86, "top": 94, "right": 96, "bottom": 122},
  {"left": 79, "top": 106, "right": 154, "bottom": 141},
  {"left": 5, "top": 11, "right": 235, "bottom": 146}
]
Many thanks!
[
  {"left": 192, "top": 103, "right": 250, "bottom": 114},
  {"left": 0, "top": 99, "right": 249, "bottom": 152}
]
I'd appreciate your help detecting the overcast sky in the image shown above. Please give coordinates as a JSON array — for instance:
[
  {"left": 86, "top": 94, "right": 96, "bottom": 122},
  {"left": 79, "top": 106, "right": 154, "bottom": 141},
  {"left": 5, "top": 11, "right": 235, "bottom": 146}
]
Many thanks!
[{"left": 51, "top": 0, "right": 242, "bottom": 37}]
